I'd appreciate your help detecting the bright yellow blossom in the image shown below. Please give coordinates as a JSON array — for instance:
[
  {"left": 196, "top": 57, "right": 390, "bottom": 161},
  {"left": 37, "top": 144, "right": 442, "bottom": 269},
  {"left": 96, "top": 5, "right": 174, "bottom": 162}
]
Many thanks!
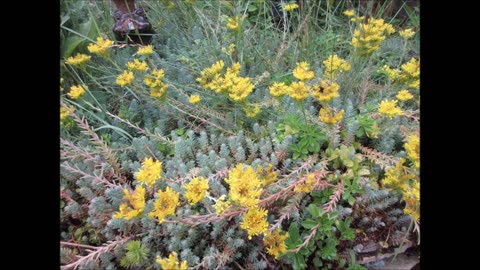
[
  {"left": 293, "top": 62, "right": 315, "bottom": 81},
  {"left": 87, "top": 37, "right": 113, "bottom": 58},
  {"left": 113, "top": 186, "right": 146, "bottom": 220},
  {"left": 149, "top": 187, "right": 180, "bottom": 223},
  {"left": 343, "top": 9, "right": 355, "bottom": 17},
  {"left": 378, "top": 99, "right": 403, "bottom": 119},
  {"left": 397, "top": 90, "right": 414, "bottom": 101},
  {"left": 256, "top": 164, "right": 277, "bottom": 187},
  {"left": 404, "top": 134, "right": 420, "bottom": 169},
  {"left": 284, "top": 3, "right": 299, "bottom": 12},
  {"left": 136, "top": 45, "right": 154, "bottom": 56},
  {"left": 116, "top": 70, "right": 135, "bottom": 87},
  {"left": 399, "top": 28, "right": 415, "bottom": 39},
  {"left": 378, "top": 65, "right": 400, "bottom": 81},
  {"left": 243, "top": 104, "right": 261, "bottom": 118},
  {"left": 184, "top": 177, "right": 209, "bottom": 205},
  {"left": 145, "top": 69, "right": 169, "bottom": 98},
  {"left": 310, "top": 80, "right": 340, "bottom": 102},
  {"left": 269, "top": 82, "right": 289, "bottom": 97},
  {"left": 189, "top": 94, "right": 201, "bottom": 104},
  {"left": 225, "top": 164, "right": 263, "bottom": 208},
  {"left": 135, "top": 157, "right": 162, "bottom": 187},
  {"left": 263, "top": 228, "right": 289, "bottom": 259},
  {"left": 288, "top": 81, "right": 308, "bottom": 102},
  {"left": 323, "top": 55, "right": 351, "bottom": 80},
  {"left": 65, "top": 53, "right": 91, "bottom": 67},
  {"left": 351, "top": 18, "right": 395, "bottom": 56},
  {"left": 294, "top": 173, "right": 316, "bottom": 193},
  {"left": 156, "top": 252, "right": 188, "bottom": 270},
  {"left": 60, "top": 105, "right": 74, "bottom": 121},
  {"left": 213, "top": 195, "right": 231, "bottom": 216},
  {"left": 319, "top": 107, "right": 344, "bottom": 125},
  {"left": 399, "top": 57, "right": 420, "bottom": 89},
  {"left": 227, "top": 16, "right": 239, "bottom": 31},
  {"left": 240, "top": 207, "right": 269, "bottom": 239},
  {"left": 126, "top": 59, "right": 149, "bottom": 72},
  {"left": 68, "top": 85, "right": 86, "bottom": 99}
]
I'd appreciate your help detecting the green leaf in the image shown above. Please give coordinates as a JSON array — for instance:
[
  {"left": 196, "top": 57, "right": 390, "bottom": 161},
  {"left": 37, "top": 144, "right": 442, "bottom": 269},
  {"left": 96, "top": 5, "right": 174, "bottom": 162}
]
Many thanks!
[
  {"left": 247, "top": 5, "right": 258, "bottom": 12},
  {"left": 292, "top": 254, "right": 306, "bottom": 270},
  {"left": 286, "top": 223, "right": 301, "bottom": 246},
  {"left": 307, "top": 203, "right": 321, "bottom": 218},
  {"left": 60, "top": 200, "right": 65, "bottom": 209},
  {"left": 357, "top": 168, "right": 370, "bottom": 176},
  {"left": 62, "top": 36, "right": 84, "bottom": 58},
  {"left": 302, "top": 219, "right": 318, "bottom": 230},
  {"left": 348, "top": 195, "right": 355, "bottom": 205},
  {"left": 313, "top": 257, "right": 323, "bottom": 268}
]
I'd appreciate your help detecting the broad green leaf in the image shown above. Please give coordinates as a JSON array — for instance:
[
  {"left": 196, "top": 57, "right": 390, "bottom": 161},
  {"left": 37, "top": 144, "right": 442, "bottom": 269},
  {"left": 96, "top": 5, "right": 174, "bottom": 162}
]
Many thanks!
[
  {"left": 307, "top": 203, "right": 321, "bottom": 218},
  {"left": 302, "top": 219, "right": 318, "bottom": 230}
]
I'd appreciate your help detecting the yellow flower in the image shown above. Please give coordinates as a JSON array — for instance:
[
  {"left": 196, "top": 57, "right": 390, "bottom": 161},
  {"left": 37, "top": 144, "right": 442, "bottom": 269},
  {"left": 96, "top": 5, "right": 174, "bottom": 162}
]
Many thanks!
[
  {"left": 116, "top": 71, "right": 135, "bottom": 87},
  {"left": 343, "top": 9, "right": 355, "bottom": 17},
  {"left": 243, "top": 104, "right": 261, "bottom": 118},
  {"left": 137, "top": 45, "right": 154, "bottom": 56},
  {"left": 399, "top": 28, "right": 415, "bottom": 39},
  {"left": 184, "top": 177, "right": 209, "bottom": 205},
  {"left": 240, "top": 207, "right": 269, "bottom": 240},
  {"left": 113, "top": 186, "right": 146, "bottom": 220},
  {"left": 397, "top": 90, "right": 414, "bottom": 101},
  {"left": 222, "top": 43, "right": 236, "bottom": 56},
  {"left": 263, "top": 228, "right": 289, "bottom": 259},
  {"left": 135, "top": 158, "right": 162, "bottom": 187},
  {"left": 189, "top": 94, "right": 201, "bottom": 104},
  {"left": 145, "top": 69, "right": 169, "bottom": 98},
  {"left": 404, "top": 134, "right": 420, "bottom": 169},
  {"left": 399, "top": 57, "right": 420, "bottom": 89},
  {"left": 65, "top": 53, "right": 91, "bottom": 67},
  {"left": 68, "top": 85, "right": 86, "bottom": 99},
  {"left": 293, "top": 62, "right": 315, "bottom": 81},
  {"left": 378, "top": 65, "right": 400, "bottom": 81},
  {"left": 378, "top": 99, "right": 403, "bottom": 119},
  {"left": 319, "top": 107, "right": 344, "bottom": 125},
  {"left": 351, "top": 18, "right": 395, "bottom": 56},
  {"left": 288, "top": 81, "right": 308, "bottom": 102},
  {"left": 284, "top": 3, "right": 299, "bottom": 12},
  {"left": 60, "top": 105, "right": 74, "bottom": 121},
  {"left": 310, "top": 80, "right": 340, "bottom": 102},
  {"left": 323, "top": 55, "right": 351, "bottom": 80},
  {"left": 225, "top": 164, "right": 263, "bottom": 208},
  {"left": 227, "top": 16, "right": 239, "bottom": 31},
  {"left": 196, "top": 60, "right": 225, "bottom": 88},
  {"left": 294, "top": 173, "right": 316, "bottom": 193},
  {"left": 149, "top": 187, "right": 180, "bottom": 223},
  {"left": 269, "top": 82, "right": 289, "bottom": 97},
  {"left": 156, "top": 252, "right": 188, "bottom": 270},
  {"left": 126, "top": 59, "right": 149, "bottom": 72},
  {"left": 227, "top": 75, "right": 254, "bottom": 102},
  {"left": 87, "top": 37, "right": 113, "bottom": 58},
  {"left": 213, "top": 195, "right": 231, "bottom": 216},
  {"left": 256, "top": 164, "right": 277, "bottom": 187}
]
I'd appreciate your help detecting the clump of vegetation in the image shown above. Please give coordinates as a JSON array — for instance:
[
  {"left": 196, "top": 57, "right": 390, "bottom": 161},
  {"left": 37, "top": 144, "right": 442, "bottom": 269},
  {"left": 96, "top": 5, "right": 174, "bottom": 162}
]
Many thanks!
[{"left": 60, "top": 0, "right": 419, "bottom": 269}]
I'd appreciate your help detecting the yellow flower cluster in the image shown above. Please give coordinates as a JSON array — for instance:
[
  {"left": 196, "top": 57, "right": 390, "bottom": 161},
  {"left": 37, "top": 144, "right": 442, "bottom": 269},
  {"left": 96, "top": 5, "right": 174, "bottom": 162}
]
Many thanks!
[
  {"left": 65, "top": 53, "right": 91, "bottom": 67},
  {"left": 256, "top": 164, "right": 277, "bottom": 187},
  {"left": 68, "top": 85, "right": 86, "bottom": 99},
  {"left": 293, "top": 62, "right": 315, "bottom": 82},
  {"left": 343, "top": 9, "right": 355, "bottom": 17},
  {"left": 126, "top": 59, "right": 149, "bottom": 72},
  {"left": 224, "top": 164, "right": 263, "bottom": 208},
  {"left": 397, "top": 90, "right": 413, "bottom": 101},
  {"left": 399, "top": 57, "right": 420, "bottom": 89},
  {"left": 188, "top": 94, "right": 201, "bottom": 104},
  {"left": 213, "top": 195, "right": 231, "bottom": 216},
  {"left": 288, "top": 81, "right": 308, "bottom": 102},
  {"left": 243, "top": 104, "right": 261, "bottom": 118},
  {"left": 222, "top": 43, "right": 236, "bottom": 56},
  {"left": 135, "top": 158, "right": 162, "bottom": 187},
  {"left": 156, "top": 252, "right": 188, "bottom": 270},
  {"left": 351, "top": 17, "right": 395, "bottom": 56},
  {"left": 60, "top": 77, "right": 64, "bottom": 91},
  {"left": 269, "top": 82, "right": 289, "bottom": 97},
  {"left": 149, "top": 187, "right": 180, "bottom": 223},
  {"left": 399, "top": 28, "right": 415, "bottom": 39},
  {"left": 240, "top": 207, "right": 269, "bottom": 239},
  {"left": 137, "top": 45, "right": 154, "bottom": 56},
  {"left": 196, "top": 61, "right": 254, "bottom": 102},
  {"left": 381, "top": 159, "right": 419, "bottom": 221},
  {"left": 404, "top": 134, "right": 420, "bottom": 169},
  {"left": 322, "top": 55, "right": 351, "bottom": 80},
  {"left": 60, "top": 105, "right": 74, "bottom": 121},
  {"left": 310, "top": 80, "right": 340, "bottom": 102},
  {"left": 378, "top": 99, "right": 403, "bottom": 119},
  {"left": 184, "top": 176, "right": 209, "bottom": 205},
  {"left": 319, "top": 107, "right": 345, "bottom": 125},
  {"left": 294, "top": 173, "right": 316, "bottom": 193},
  {"left": 87, "top": 37, "right": 113, "bottom": 58},
  {"left": 378, "top": 65, "right": 400, "bottom": 81},
  {"left": 145, "top": 69, "right": 169, "bottom": 98},
  {"left": 284, "top": 3, "right": 299, "bottom": 12},
  {"left": 113, "top": 186, "right": 146, "bottom": 220},
  {"left": 227, "top": 16, "right": 239, "bottom": 31},
  {"left": 263, "top": 228, "right": 289, "bottom": 259},
  {"left": 116, "top": 70, "right": 135, "bottom": 87}
]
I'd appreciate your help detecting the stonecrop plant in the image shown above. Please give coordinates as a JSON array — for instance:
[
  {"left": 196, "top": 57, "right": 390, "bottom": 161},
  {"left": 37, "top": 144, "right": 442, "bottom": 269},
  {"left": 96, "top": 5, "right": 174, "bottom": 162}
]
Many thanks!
[{"left": 61, "top": 0, "right": 420, "bottom": 269}]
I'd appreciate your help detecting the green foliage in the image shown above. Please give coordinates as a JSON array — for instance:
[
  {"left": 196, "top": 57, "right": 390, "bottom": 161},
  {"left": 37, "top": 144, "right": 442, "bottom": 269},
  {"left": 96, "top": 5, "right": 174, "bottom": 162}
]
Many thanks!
[{"left": 120, "top": 240, "right": 149, "bottom": 268}]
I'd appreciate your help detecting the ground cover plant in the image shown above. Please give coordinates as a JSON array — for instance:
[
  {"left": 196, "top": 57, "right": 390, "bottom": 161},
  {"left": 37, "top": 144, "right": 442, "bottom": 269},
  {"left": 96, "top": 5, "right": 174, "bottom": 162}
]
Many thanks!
[{"left": 60, "top": 0, "right": 420, "bottom": 269}]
